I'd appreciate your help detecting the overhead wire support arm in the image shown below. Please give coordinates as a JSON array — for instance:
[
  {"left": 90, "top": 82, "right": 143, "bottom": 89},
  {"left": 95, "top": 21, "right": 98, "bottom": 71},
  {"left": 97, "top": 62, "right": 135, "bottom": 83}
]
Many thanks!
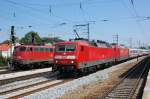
[
  {"left": 74, "top": 23, "right": 90, "bottom": 41},
  {"left": 73, "top": 29, "right": 80, "bottom": 38}
]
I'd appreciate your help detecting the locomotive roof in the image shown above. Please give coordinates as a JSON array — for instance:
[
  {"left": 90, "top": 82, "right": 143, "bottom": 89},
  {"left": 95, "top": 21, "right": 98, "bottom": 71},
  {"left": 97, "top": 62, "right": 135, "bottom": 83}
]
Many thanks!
[
  {"left": 15, "top": 45, "right": 54, "bottom": 48},
  {"left": 55, "top": 41, "right": 90, "bottom": 46},
  {"left": 56, "top": 40, "right": 112, "bottom": 48}
]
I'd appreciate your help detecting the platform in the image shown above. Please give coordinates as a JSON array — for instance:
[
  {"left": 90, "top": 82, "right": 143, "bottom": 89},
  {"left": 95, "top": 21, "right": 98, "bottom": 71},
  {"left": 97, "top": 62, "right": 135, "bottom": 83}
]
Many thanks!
[
  {"left": 0, "top": 67, "right": 52, "bottom": 81},
  {"left": 142, "top": 67, "right": 150, "bottom": 99}
]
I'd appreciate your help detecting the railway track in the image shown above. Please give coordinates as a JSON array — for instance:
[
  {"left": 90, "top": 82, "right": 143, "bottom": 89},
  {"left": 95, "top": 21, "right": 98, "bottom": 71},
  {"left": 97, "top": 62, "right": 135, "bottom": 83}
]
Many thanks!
[
  {"left": 0, "top": 66, "right": 11, "bottom": 74},
  {"left": 100, "top": 57, "right": 150, "bottom": 99},
  {"left": 0, "top": 66, "right": 74, "bottom": 99},
  {"left": 0, "top": 74, "right": 73, "bottom": 99},
  {"left": 0, "top": 67, "right": 54, "bottom": 85},
  {"left": 0, "top": 66, "right": 8, "bottom": 70},
  {"left": 0, "top": 56, "right": 147, "bottom": 99}
]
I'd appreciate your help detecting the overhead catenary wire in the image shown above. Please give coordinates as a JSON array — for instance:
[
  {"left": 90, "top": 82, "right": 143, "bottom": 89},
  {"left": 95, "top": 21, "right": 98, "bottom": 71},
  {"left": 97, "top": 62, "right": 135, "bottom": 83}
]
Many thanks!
[
  {"left": 119, "top": 0, "right": 149, "bottom": 47},
  {"left": 129, "top": 0, "right": 149, "bottom": 44},
  {"left": 2, "top": 0, "right": 73, "bottom": 29},
  {"left": 3, "top": 0, "right": 76, "bottom": 23},
  {"left": 10, "top": 0, "right": 120, "bottom": 8},
  {"left": 3, "top": 0, "right": 146, "bottom": 25},
  {"left": 0, "top": 0, "right": 150, "bottom": 47}
]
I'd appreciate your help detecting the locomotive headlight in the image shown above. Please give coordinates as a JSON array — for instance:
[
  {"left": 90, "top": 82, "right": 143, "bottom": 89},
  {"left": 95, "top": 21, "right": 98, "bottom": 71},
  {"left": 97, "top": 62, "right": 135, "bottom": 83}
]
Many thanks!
[
  {"left": 55, "top": 60, "right": 58, "bottom": 63},
  {"left": 71, "top": 61, "right": 74, "bottom": 63},
  {"left": 54, "top": 55, "right": 62, "bottom": 59},
  {"left": 66, "top": 55, "right": 76, "bottom": 59},
  {"left": 17, "top": 56, "right": 21, "bottom": 59}
]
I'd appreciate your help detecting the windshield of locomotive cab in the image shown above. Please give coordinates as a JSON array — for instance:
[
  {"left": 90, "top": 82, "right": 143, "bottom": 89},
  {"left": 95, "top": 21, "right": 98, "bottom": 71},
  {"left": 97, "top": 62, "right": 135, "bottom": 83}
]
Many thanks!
[
  {"left": 14, "top": 46, "right": 26, "bottom": 52},
  {"left": 56, "top": 44, "right": 76, "bottom": 52}
]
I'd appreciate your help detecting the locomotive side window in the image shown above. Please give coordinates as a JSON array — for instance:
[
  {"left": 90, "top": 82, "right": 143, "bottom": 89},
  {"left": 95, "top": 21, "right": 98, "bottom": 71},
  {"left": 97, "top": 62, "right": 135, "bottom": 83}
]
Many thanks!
[
  {"left": 30, "top": 47, "right": 33, "bottom": 51},
  {"left": 40, "top": 48, "right": 44, "bottom": 52},
  {"left": 81, "top": 46, "right": 84, "bottom": 52},
  {"left": 35, "top": 48, "right": 39, "bottom": 52},
  {"left": 19, "top": 47, "right": 26, "bottom": 52},
  {"left": 26, "top": 47, "right": 33, "bottom": 52},
  {"left": 39, "top": 48, "right": 45, "bottom": 52},
  {"left": 45, "top": 48, "right": 49, "bottom": 52},
  {"left": 48, "top": 48, "right": 53, "bottom": 52}
]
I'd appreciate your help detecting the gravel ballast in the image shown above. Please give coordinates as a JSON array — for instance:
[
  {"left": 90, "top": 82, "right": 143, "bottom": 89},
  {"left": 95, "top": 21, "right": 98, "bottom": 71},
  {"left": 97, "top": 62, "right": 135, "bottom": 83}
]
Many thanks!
[{"left": 21, "top": 57, "right": 145, "bottom": 99}]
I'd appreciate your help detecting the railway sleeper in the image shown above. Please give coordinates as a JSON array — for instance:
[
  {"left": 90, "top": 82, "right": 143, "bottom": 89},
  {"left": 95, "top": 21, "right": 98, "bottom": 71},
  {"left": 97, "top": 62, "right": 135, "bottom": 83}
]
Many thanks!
[
  {"left": 109, "top": 92, "right": 131, "bottom": 96},
  {"left": 115, "top": 86, "right": 135, "bottom": 89},
  {"left": 111, "top": 90, "right": 132, "bottom": 93},
  {"left": 107, "top": 94, "right": 130, "bottom": 98}
]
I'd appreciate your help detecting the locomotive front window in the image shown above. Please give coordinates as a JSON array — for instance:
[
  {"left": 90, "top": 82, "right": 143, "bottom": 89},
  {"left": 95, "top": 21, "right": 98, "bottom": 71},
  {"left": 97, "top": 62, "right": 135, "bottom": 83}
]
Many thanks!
[
  {"left": 19, "top": 47, "right": 26, "bottom": 52},
  {"left": 56, "top": 45, "right": 65, "bottom": 52},
  {"left": 66, "top": 45, "right": 76, "bottom": 52},
  {"left": 56, "top": 44, "right": 76, "bottom": 52},
  {"left": 14, "top": 47, "right": 20, "bottom": 52}
]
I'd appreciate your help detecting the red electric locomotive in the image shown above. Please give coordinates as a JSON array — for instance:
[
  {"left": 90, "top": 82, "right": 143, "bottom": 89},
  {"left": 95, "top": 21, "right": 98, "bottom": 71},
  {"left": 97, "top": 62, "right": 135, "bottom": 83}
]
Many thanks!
[
  {"left": 10, "top": 45, "right": 54, "bottom": 70},
  {"left": 53, "top": 39, "right": 129, "bottom": 75},
  {"left": 112, "top": 44, "right": 129, "bottom": 62}
]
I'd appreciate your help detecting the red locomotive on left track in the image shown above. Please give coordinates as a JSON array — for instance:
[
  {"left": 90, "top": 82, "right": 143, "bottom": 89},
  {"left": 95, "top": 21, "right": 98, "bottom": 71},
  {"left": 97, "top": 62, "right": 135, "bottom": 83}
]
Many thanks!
[{"left": 10, "top": 45, "right": 54, "bottom": 70}]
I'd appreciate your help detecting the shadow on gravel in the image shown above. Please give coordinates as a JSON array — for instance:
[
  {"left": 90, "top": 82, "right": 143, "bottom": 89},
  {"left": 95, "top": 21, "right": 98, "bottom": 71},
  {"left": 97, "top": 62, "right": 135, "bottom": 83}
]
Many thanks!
[{"left": 118, "top": 57, "right": 150, "bottom": 79}]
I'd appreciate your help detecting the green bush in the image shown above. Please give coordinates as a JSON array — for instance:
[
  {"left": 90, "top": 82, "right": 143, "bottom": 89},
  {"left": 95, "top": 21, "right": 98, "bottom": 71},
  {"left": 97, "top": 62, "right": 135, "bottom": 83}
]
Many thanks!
[{"left": 0, "top": 56, "right": 9, "bottom": 66}]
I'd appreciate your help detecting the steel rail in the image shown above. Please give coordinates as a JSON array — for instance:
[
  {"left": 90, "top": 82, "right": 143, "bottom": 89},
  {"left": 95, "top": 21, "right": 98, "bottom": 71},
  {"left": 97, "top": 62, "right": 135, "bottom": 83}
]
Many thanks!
[
  {"left": 127, "top": 58, "right": 150, "bottom": 99},
  {"left": 99, "top": 58, "right": 149, "bottom": 99}
]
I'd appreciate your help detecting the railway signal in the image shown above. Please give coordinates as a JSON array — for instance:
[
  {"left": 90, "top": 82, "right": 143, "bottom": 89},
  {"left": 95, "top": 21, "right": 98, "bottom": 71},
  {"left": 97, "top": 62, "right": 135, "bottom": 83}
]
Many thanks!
[
  {"left": 31, "top": 33, "right": 35, "bottom": 44},
  {"left": 11, "top": 25, "right": 15, "bottom": 45}
]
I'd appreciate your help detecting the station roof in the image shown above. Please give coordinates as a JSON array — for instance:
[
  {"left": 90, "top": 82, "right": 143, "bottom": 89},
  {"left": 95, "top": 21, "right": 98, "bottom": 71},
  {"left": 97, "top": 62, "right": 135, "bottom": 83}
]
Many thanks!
[{"left": 0, "top": 44, "right": 12, "bottom": 51}]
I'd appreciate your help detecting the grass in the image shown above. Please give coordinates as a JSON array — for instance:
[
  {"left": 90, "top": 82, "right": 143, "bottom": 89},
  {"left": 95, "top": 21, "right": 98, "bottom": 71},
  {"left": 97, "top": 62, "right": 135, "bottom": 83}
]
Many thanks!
[{"left": 0, "top": 56, "right": 10, "bottom": 66}]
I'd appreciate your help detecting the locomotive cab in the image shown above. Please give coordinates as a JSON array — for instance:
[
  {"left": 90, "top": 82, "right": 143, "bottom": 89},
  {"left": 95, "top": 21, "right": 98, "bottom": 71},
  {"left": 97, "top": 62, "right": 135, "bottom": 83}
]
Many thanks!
[
  {"left": 54, "top": 41, "right": 90, "bottom": 72},
  {"left": 10, "top": 45, "right": 54, "bottom": 70},
  {"left": 13, "top": 46, "right": 30, "bottom": 63},
  {"left": 54, "top": 43, "right": 77, "bottom": 71}
]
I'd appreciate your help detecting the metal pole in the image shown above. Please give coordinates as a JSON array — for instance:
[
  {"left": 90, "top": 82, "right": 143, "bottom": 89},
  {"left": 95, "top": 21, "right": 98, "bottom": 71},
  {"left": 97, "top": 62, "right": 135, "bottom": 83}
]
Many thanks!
[
  {"left": 129, "top": 38, "right": 132, "bottom": 48},
  {"left": 116, "top": 34, "right": 118, "bottom": 45},
  {"left": 87, "top": 23, "right": 90, "bottom": 41}
]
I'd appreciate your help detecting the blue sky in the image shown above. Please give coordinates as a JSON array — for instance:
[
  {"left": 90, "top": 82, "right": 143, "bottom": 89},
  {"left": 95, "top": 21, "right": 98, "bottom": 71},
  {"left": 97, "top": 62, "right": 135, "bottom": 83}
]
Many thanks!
[{"left": 0, "top": 0, "right": 149, "bottom": 47}]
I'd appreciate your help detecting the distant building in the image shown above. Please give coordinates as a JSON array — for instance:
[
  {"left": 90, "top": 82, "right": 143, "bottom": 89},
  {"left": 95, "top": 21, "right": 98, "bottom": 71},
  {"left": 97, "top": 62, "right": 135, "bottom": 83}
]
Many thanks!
[{"left": 0, "top": 44, "right": 13, "bottom": 58}]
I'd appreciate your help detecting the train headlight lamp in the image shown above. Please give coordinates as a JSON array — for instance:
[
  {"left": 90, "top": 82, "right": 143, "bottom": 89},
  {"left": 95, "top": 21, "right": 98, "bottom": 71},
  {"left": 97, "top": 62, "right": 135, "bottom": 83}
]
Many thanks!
[
  {"left": 71, "top": 60, "right": 74, "bottom": 63},
  {"left": 17, "top": 56, "right": 21, "bottom": 59},
  {"left": 66, "top": 55, "right": 76, "bottom": 59},
  {"left": 54, "top": 55, "right": 62, "bottom": 59},
  {"left": 55, "top": 60, "right": 58, "bottom": 63}
]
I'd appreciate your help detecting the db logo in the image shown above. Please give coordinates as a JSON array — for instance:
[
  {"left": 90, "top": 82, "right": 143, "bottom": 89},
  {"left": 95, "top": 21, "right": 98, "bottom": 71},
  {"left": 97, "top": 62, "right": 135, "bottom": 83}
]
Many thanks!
[{"left": 63, "top": 53, "right": 66, "bottom": 55}]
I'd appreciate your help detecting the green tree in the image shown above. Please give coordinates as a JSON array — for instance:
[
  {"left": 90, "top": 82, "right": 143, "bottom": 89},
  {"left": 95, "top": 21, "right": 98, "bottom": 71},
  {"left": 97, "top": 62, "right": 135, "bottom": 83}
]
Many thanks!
[
  {"left": 42, "top": 37, "right": 64, "bottom": 45},
  {"left": 20, "top": 31, "right": 42, "bottom": 44}
]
